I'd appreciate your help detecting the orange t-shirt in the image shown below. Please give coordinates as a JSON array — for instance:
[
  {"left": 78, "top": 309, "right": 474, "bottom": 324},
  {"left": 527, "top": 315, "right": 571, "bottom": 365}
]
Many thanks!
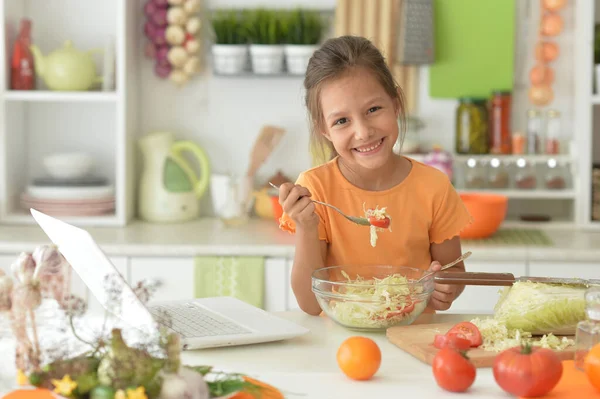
[{"left": 279, "top": 156, "right": 473, "bottom": 271}]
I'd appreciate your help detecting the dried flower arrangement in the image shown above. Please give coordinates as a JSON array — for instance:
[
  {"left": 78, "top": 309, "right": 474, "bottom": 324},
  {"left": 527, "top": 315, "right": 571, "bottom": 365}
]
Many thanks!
[{"left": 0, "top": 245, "right": 283, "bottom": 399}]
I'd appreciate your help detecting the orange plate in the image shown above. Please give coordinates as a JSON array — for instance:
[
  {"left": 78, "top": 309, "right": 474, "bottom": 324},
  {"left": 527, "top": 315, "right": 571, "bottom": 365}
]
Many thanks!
[{"left": 519, "top": 360, "right": 600, "bottom": 398}]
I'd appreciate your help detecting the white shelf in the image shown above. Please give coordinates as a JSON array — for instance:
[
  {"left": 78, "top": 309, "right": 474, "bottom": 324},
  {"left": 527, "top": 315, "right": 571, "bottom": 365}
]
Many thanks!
[
  {"left": 457, "top": 189, "right": 577, "bottom": 199},
  {"left": 4, "top": 91, "right": 118, "bottom": 102},
  {"left": 453, "top": 154, "right": 572, "bottom": 163},
  {"left": 2, "top": 210, "right": 119, "bottom": 227}
]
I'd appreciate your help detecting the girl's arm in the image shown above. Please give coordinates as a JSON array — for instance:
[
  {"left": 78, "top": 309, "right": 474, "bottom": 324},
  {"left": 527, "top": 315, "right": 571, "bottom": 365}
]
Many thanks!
[
  {"left": 429, "top": 235, "right": 466, "bottom": 310},
  {"left": 290, "top": 226, "right": 328, "bottom": 316}
]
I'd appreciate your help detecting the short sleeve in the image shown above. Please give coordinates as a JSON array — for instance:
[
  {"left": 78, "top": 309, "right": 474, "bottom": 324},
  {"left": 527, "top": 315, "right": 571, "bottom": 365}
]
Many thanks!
[
  {"left": 278, "top": 172, "right": 330, "bottom": 242},
  {"left": 429, "top": 179, "right": 473, "bottom": 244}
]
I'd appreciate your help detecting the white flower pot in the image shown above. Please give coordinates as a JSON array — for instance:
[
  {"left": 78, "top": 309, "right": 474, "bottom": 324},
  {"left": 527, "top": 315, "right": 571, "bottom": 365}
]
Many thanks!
[
  {"left": 284, "top": 45, "right": 318, "bottom": 75},
  {"left": 249, "top": 45, "right": 284, "bottom": 74},
  {"left": 211, "top": 44, "right": 248, "bottom": 75}
]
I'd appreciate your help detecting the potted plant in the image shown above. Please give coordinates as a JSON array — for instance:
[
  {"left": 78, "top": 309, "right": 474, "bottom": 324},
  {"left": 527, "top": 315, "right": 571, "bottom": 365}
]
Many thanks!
[
  {"left": 210, "top": 9, "right": 248, "bottom": 75},
  {"left": 282, "top": 9, "right": 326, "bottom": 75},
  {"left": 244, "top": 8, "right": 286, "bottom": 74}
]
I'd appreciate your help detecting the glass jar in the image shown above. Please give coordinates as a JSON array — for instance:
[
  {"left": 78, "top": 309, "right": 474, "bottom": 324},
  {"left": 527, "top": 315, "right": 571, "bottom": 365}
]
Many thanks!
[
  {"left": 394, "top": 115, "right": 424, "bottom": 155},
  {"left": 575, "top": 287, "right": 600, "bottom": 370},
  {"left": 487, "top": 158, "right": 510, "bottom": 189},
  {"left": 515, "top": 158, "right": 537, "bottom": 189},
  {"left": 489, "top": 91, "right": 512, "bottom": 154},
  {"left": 465, "top": 158, "right": 486, "bottom": 189},
  {"left": 455, "top": 98, "right": 489, "bottom": 154},
  {"left": 545, "top": 159, "right": 567, "bottom": 190},
  {"left": 526, "top": 109, "right": 543, "bottom": 154},
  {"left": 545, "top": 109, "right": 561, "bottom": 155}
]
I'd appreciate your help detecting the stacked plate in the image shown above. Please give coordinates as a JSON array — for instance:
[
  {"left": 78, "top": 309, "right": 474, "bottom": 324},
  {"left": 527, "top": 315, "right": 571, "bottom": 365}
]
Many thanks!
[{"left": 21, "top": 176, "right": 115, "bottom": 217}]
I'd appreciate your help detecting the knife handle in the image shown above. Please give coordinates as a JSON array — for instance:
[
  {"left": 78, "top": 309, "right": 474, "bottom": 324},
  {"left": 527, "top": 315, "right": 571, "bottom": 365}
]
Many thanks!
[{"left": 433, "top": 271, "right": 516, "bottom": 286}]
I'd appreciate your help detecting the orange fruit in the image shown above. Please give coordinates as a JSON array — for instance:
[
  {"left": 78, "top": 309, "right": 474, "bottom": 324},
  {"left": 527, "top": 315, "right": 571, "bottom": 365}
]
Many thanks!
[
  {"left": 336, "top": 336, "right": 381, "bottom": 380},
  {"left": 585, "top": 343, "right": 600, "bottom": 390}
]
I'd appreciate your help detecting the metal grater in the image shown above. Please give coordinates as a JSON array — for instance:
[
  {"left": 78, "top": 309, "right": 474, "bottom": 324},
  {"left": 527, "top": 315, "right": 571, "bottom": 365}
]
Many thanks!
[{"left": 396, "top": 0, "right": 435, "bottom": 65}]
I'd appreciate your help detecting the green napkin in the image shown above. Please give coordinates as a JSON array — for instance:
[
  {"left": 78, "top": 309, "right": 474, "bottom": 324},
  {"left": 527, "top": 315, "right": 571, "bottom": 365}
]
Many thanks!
[{"left": 194, "top": 256, "right": 265, "bottom": 309}]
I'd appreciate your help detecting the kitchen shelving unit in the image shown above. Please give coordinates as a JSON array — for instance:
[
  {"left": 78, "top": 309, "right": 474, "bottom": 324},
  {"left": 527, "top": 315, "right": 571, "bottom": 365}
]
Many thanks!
[
  {"left": 0, "top": 0, "right": 139, "bottom": 226},
  {"left": 574, "top": 0, "right": 599, "bottom": 229}
]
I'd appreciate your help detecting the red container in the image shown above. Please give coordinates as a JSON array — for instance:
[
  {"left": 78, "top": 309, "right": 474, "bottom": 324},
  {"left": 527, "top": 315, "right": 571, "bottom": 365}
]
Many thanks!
[{"left": 11, "top": 19, "right": 35, "bottom": 90}]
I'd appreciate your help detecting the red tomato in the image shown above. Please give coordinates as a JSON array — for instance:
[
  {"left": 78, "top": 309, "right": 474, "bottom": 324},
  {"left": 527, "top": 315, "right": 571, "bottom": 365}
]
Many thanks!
[
  {"left": 493, "top": 344, "right": 563, "bottom": 397},
  {"left": 368, "top": 216, "right": 390, "bottom": 229},
  {"left": 433, "top": 333, "right": 471, "bottom": 350},
  {"left": 447, "top": 321, "right": 483, "bottom": 347},
  {"left": 432, "top": 347, "right": 476, "bottom": 392}
]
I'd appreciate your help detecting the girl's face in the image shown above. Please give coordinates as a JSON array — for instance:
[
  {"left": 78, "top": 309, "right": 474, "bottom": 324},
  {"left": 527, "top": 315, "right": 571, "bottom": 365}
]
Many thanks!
[{"left": 319, "top": 67, "right": 400, "bottom": 171}]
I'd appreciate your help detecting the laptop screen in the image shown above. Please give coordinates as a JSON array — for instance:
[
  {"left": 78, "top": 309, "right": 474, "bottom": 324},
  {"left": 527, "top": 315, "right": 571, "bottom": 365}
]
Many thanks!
[{"left": 30, "top": 209, "right": 157, "bottom": 337}]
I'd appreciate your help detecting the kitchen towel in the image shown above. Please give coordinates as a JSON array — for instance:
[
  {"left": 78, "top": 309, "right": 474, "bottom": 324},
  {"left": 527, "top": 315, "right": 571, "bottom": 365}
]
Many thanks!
[
  {"left": 194, "top": 256, "right": 265, "bottom": 309},
  {"left": 429, "top": 0, "right": 516, "bottom": 98}
]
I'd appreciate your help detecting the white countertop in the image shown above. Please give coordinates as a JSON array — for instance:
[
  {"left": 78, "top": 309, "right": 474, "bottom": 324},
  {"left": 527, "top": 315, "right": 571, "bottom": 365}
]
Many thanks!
[
  {"left": 0, "top": 217, "right": 599, "bottom": 262},
  {"left": 180, "top": 311, "right": 512, "bottom": 398}
]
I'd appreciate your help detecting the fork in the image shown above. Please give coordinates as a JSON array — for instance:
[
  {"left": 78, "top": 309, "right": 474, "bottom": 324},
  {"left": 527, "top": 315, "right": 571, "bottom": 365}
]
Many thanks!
[{"left": 268, "top": 182, "right": 371, "bottom": 226}]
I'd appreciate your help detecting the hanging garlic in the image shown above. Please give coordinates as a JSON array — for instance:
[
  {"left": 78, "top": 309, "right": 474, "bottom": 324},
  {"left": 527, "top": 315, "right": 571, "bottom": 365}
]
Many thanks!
[
  {"left": 183, "top": 56, "right": 201, "bottom": 76},
  {"left": 184, "top": 38, "right": 201, "bottom": 54},
  {"left": 170, "top": 69, "right": 189, "bottom": 86},
  {"left": 185, "top": 17, "right": 201, "bottom": 35},
  {"left": 183, "top": 0, "right": 201, "bottom": 14},
  {"left": 167, "top": 46, "right": 188, "bottom": 67},
  {"left": 167, "top": 6, "right": 188, "bottom": 26},
  {"left": 166, "top": 25, "right": 186, "bottom": 45}
]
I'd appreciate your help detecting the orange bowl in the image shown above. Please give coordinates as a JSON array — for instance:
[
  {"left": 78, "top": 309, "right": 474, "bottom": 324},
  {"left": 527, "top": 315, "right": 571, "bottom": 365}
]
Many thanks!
[{"left": 459, "top": 193, "right": 508, "bottom": 239}]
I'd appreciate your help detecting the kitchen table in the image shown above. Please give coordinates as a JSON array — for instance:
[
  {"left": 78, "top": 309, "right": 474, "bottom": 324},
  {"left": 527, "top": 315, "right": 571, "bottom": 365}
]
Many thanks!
[{"left": 181, "top": 311, "right": 512, "bottom": 398}]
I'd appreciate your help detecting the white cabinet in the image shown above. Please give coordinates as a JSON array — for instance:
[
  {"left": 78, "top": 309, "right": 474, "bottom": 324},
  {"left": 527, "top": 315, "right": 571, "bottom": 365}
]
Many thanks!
[
  {"left": 528, "top": 261, "right": 600, "bottom": 280},
  {"left": 445, "top": 262, "right": 527, "bottom": 315},
  {"left": 264, "top": 257, "right": 288, "bottom": 312},
  {"left": 129, "top": 257, "right": 195, "bottom": 304},
  {"left": 286, "top": 258, "right": 300, "bottom": 311},
  {"left": 0, "top": 0, "right": 139, "bottom": 227}
]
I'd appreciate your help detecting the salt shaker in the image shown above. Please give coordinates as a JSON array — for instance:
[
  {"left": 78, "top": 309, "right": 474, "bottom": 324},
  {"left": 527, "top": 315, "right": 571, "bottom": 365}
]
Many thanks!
[{"left": 575, "top": 286, "right": 600, "bottom": 370}]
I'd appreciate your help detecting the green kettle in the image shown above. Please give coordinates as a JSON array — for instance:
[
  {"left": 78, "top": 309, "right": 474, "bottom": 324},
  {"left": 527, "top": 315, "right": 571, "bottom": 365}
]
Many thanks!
[{"left": 138, "top": 131, "right": 210, "bottom": 222}]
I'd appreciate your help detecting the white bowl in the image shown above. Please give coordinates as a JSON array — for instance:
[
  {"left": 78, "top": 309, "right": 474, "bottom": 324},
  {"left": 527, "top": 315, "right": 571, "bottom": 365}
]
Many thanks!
[{"left": 43, "top": 152, "right": 94, "bottom": 179}]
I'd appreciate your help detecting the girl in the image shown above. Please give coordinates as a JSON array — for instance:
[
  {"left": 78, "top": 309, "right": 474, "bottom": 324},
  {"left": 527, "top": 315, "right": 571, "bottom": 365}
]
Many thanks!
[{"left": 278, "top": 36, "right": 473, "bottom": 316}]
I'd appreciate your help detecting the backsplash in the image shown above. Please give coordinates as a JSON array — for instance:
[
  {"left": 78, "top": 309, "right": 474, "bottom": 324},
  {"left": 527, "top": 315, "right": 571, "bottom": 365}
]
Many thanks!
[{"left": 136, "top": 0, "right": 575, "bottom": 211}]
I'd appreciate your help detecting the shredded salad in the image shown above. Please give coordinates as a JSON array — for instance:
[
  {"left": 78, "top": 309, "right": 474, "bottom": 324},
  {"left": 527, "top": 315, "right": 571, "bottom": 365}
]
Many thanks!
[
  {"left": 469, "top": 317, "right": 574, "bottom": 352},
  {"left": 324, "top": 270, "right": 426, "bottom": 329},
  {"left": 364, "top": 204, "right": 392, "bottom": 248}
]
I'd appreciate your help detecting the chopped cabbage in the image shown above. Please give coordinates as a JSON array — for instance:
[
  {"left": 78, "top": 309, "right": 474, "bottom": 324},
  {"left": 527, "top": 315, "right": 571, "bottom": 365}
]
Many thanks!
[
  {"left": 493, "top": 281, "right": 587, "bottom": 334},
  {"left": 470, "top": 317, "right": 574, "bottom": 352},
  {"left": 364, "top": 204, "right": 392, "bottom": 248},
  {"left": 325, "top": 271, "right": 425, "bottom": 329}
]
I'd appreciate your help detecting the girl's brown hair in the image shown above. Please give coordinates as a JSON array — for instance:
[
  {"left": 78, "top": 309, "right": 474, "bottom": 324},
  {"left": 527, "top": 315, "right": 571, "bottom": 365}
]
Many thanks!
[{"left": 304, "top": 35, "right": 406, "bottom": 165}]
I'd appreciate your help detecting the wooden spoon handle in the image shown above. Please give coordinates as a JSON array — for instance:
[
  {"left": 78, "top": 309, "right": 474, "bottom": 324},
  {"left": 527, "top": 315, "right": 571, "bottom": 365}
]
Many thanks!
[{"left": 434, "top": 271, "right": 517, "bottom": 286}]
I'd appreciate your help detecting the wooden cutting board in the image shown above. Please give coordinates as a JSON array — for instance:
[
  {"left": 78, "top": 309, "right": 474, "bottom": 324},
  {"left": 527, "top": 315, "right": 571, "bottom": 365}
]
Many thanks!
[{"left": 386, "top": 322, "right": 576, "bottom": 368}]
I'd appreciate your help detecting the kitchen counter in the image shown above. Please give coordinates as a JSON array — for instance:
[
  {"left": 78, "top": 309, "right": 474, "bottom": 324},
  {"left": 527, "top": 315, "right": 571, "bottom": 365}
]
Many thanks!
[
  {"left": 180, "top": 311, "right": 514, "bottom": 398},
  {"left": 0, "top": 217, "right": 599, "bottom": 262}
]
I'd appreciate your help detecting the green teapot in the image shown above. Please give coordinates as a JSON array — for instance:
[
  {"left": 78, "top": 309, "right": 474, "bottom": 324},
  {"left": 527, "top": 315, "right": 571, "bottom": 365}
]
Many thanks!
[{"left": 30, "top": 40, "right": 103, "bottom": 91}]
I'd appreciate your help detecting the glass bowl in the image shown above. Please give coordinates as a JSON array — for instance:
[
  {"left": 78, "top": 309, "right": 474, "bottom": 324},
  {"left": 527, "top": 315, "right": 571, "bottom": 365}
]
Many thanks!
[{"left": 311, "top": 265, "right": 435, "bottom": 331}]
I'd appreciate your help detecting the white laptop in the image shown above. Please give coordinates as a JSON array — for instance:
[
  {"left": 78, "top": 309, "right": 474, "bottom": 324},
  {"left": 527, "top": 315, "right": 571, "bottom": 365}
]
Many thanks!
[{"left": 30, "top": 209, "right": 309, "bottom": 350}]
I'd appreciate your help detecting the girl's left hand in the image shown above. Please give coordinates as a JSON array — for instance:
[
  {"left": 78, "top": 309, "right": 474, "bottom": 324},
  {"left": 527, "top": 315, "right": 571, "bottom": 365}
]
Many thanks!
[{"left": 426, "top": 261, "right": 460, "bottom": 311}]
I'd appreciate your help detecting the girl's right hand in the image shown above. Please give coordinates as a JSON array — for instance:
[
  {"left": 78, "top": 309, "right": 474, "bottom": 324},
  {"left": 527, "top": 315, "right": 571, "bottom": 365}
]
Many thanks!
[{"left": 279, "top": 182, "right": 319, "bottom": 230}]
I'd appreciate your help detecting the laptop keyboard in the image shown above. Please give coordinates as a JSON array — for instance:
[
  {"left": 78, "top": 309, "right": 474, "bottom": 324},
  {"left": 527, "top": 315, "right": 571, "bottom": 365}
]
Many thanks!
[{"left": 149, "top": 302, "right": 252, "bottom": 338}]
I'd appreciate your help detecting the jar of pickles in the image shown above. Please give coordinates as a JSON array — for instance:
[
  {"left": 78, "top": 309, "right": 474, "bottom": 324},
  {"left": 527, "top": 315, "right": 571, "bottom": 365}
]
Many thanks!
[
  {"left": 455, "top": 98, "right": 489, "bottom": 154},
  {"left": 490, "top": 91, "right": 512, "bottom": 154}
]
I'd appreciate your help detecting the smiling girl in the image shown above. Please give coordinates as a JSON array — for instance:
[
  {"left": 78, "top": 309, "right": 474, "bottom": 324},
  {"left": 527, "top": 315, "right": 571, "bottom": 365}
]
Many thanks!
[{"left": 278, "top": 36, "right": 473, "bottom": 316}]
